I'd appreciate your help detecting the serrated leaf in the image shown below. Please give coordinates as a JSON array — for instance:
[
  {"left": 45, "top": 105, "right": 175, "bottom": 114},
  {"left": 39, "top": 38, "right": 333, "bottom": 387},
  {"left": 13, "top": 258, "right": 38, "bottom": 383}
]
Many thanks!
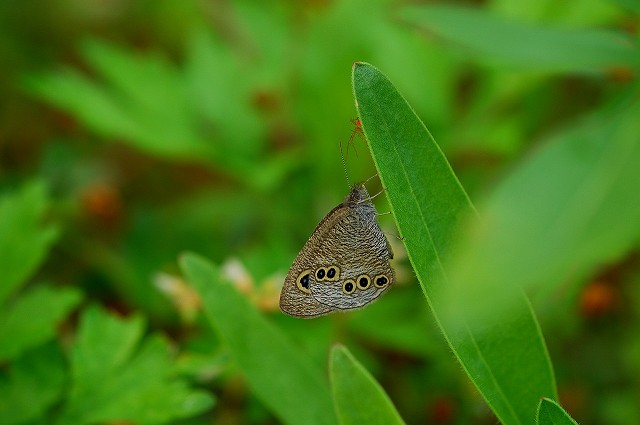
[
  {"left": 185, "top": 29, "right": 263, "bottom": 156},
  {"left": 58, "top": 306, "right": 214, "bottom": 425},
  {"left": 180, "top": 253, "right": 337, "bottom": 425},
  {"left": 26, "top": 36, "right": 292, "bottom": 192},
  {"left": 536, "top": 398, "right": 579, "bottom": 425},
  {"left": 0, "top": 343, "right": 67, "bottom": 425},
  {"left": 330, "top": 345, "right": 405, "bottom": 425},
  {"left": 26, "top": 40, "right": 210, "bottom": 161},
  {"left": 352, "top": 62, "right": 556, "bottom": 425},
  {"left": 0, "top": 286, "right": 82, "bottom": 361},
  {"left": 70, "top": 305, "right": 146, "bottom": 391},
  {"left": 0, "top": 181, "right": 59, "bottom": 304},
  {"left": 399, "top": 4, "right": 640, "bottom": 74}
]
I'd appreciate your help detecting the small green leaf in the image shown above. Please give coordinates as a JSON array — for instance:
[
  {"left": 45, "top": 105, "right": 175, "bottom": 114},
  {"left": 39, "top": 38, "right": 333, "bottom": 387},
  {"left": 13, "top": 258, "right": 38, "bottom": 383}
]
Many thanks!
[
  {"left": 58, "top": 305, "right": 214, "bottom": 425},
  {"left": 536, "top": 398, "right": 578, "bottom": 425},
  {"left": 0, "top": 181, "right": 59, "bottom": 304},
  {"left": 0, "top": 344, "right": 66, "bottom": 425},
  {"left": 399, "top": 4, "right": 640, "bottom": 74},
  {"left": 0, "top": 286, "right": 82, "bottom": 361},
  {"left": 330, "top": 345, "right": 405, "bottom": 425},
  {"left": 0, "top": 343, "right": 67, "bottom": 425},
  {"left": 70, "top": 305, "right": 145, "bottom": 391},
  {"left": 180, "top": 253, "right": 337, "bottom": 425},
  {"left": 353, "top": 62, "right": 556, "bottom": 425}
]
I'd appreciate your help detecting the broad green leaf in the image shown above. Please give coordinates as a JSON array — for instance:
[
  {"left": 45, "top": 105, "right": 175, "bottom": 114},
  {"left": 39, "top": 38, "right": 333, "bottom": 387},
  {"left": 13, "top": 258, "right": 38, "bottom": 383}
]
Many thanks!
[
  {"left": 0, "top": 343, "right": 66, "bottom": 425},
  {"left": 444, "top": 94, "right": 640, "bottom": 325},
  {"left": 180, "top": 253, "right": 337, "bottom": 425},
  {"left": 58, "top": 306, "right": 213, "bottom": 425},
  {"left": 352, "top": 62, "right": 556, "bottom": 425},
  {"left": 399, "top": 4, "right": 640, "bottom": 74},
  {"left": 536, "top": 398, "right": 578, "bottom": 425},
  {"left": 330, "top": 345, "right": 405, "bottom": 425},
  {"left": 0, "top": 182, "right": 59, "bottom": 304},
  {"left": 0, "top": 286, "right": 82, "bottom": 361}
]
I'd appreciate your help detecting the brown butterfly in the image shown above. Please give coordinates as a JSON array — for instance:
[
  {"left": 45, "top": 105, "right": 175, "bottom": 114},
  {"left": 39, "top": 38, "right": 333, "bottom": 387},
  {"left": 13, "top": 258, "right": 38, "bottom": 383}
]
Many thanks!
[{"left": 279, "top": 183, "right": 394, "bottom": 318}]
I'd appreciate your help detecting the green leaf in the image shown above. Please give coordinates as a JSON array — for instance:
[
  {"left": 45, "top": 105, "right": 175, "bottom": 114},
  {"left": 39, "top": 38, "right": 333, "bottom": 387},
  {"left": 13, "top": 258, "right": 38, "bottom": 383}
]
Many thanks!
[
  {"left": 348, "top": 287, "right": 439, "bottom": 358},
  {"left": 180, "top": 253, "right": 337, "bottom": 425},
  {"left": 536, "top": 398, "right": 578, "bottom": 425},
  {"left": 26, "top": 36, "right": 291, "bottom": 192},
  {"left": 0, "top": 181, "right": 59, "bottom": 304},
  {"left": 26, "top": 40, "right": 211, "bottom": 161},
  {"left": 330, "top": 345, "right": 405, "bottom": 425},
  {"left": 185, "top": 28, "right": 263, "bottom": 156},
  {"left": 0, "top": 286, "right": 82, "bottom": 361},
  {"left": 352, "top": 62, "right": 556, "bottom": 425},
  {"left": 612, "top": 0, "right": 640, "bottom": 14},
  {"left": 444, "top": 94, "right": 640, "bottom": 324},
  {"left": 0, "top": 343, "right": 67, "bottom": 425},
  {"left": 58, "top": 306, "right": 213, "bottom": 425},
  {"left": 399, "top": 4, "right": 640, "bottom": 74},
  {"left": 69, "top": 305, "right": 145, "bottom": 391}
]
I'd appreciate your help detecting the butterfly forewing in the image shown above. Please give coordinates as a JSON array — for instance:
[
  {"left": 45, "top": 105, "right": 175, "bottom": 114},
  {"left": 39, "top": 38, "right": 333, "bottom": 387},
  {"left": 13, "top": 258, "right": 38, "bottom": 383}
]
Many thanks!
[{"left": 279, "top": 205, "right": 350, "bottom": 318}]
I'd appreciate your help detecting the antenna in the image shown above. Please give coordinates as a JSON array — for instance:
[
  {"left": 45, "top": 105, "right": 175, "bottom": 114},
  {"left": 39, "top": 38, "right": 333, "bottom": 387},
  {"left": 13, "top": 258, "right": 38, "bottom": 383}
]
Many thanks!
[{"left": 340, "top": 139, "right": 351, "bottom": 187}]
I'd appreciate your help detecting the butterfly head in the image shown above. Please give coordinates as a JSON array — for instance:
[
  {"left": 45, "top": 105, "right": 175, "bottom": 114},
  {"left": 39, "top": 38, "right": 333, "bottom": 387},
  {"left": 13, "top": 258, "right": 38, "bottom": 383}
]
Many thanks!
[{"left": 344, "top": 183, "right": 371, "bottom": 207}]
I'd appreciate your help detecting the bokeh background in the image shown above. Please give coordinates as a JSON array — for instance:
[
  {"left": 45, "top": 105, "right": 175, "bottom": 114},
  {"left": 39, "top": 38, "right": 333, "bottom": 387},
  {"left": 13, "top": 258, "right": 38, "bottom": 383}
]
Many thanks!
[{"left": 1, "top": 1, "right": 639, "bottom": 424}]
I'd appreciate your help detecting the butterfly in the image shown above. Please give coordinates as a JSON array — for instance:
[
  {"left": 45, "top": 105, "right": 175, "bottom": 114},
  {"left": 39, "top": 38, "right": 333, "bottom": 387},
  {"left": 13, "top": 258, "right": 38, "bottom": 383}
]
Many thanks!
[{"left": 279, "top": 183, "right": 394, "bottom": 318}]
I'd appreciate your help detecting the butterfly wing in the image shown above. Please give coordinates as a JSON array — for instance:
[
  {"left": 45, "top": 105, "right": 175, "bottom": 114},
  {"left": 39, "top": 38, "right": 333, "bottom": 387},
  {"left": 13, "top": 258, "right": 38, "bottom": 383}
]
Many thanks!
[
  {"left": 279, "top": 205, "right": 348, "bottom": 318},
  {"left": 280, "top": 184, "right": 394, "bottom": 317},
  {"left": 279, "top": 280, "right": 335, "bottom": 318},
  {"left": 308, "top": 204, "right": 394, "bottom": 310}
]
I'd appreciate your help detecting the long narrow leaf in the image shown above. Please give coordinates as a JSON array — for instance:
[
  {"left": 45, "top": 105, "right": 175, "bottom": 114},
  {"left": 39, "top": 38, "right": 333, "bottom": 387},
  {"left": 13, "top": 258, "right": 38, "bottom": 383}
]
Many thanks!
[
  {"left": 399, "top": 4, "right": 640, "bottom": 74},
  {"left": 330, "top": 345, "right": 405, "bottom": 425},
  {"left": 180, "top": 253, "right": 337, "bottom": 425},
  {"left": 352, "top": 62, "right": 556, "bottom": 424}
]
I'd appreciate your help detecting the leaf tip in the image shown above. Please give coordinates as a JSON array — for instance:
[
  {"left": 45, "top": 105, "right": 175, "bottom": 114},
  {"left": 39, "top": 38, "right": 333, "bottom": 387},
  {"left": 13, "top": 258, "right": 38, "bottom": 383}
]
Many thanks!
[
  {"left": 352, "top": 61, "right": 372, "bottom": 72},
  {"left": 330, "top": 343, "right": 347, "bottom": 359}
]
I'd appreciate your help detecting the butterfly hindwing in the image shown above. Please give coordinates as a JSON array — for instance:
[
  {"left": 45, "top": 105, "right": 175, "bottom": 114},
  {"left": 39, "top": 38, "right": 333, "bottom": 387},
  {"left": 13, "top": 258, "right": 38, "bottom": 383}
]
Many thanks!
[{"left": 309, "top": 202, "right": 393, "bottom": 310}]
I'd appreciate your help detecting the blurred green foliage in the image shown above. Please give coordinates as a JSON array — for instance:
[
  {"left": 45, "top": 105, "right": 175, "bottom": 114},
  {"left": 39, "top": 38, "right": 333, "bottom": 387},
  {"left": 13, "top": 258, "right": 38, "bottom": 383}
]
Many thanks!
[{"left": 1, "top": 1, "right": 639, "bottom": 424}]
